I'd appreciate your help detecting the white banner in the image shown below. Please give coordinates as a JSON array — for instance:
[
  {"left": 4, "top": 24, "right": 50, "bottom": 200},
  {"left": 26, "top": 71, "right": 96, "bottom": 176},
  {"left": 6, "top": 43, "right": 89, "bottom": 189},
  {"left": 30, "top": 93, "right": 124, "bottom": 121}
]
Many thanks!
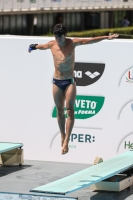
[{"left": 0, "top": 36, "right": 133, "bottom": 164}]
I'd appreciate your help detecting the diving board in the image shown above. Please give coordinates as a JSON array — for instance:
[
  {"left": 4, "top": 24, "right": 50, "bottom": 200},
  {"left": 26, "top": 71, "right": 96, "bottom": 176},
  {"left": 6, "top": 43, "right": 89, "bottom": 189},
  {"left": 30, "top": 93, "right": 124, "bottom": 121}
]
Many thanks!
[
  {"left": 0, "top": 142, "right": 24, "bottom": 165},
  {"left": 0, "top": 142, "right": 23, "bottom": 153},
  {"left": 30, "top": 151, "right": 133, "bottom": 195}
]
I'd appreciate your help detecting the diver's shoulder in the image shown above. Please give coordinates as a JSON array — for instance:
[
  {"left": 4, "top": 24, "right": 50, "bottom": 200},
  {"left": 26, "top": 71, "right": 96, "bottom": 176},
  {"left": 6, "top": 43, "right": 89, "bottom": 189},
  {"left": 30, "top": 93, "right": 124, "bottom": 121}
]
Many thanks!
[{"left": 66, "top": 38, "right": 74, "bottom": 44}]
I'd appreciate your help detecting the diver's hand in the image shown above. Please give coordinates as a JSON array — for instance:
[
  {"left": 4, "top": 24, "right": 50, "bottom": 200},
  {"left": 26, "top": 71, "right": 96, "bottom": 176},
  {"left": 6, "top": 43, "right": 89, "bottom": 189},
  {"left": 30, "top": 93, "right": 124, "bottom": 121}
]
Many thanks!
[
  {"left": 108, "top": 34, "right": 119, "bottom": 40},
  {"left": 28, "top": 44, "right": 38, "bottom": 53}
]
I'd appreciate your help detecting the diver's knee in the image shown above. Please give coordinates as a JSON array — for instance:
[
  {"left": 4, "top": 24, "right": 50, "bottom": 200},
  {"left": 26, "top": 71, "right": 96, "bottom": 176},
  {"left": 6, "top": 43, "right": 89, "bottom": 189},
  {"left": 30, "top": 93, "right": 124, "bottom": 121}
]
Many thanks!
[
  {"left": 67, "top": 108, "right": 74, "bottom": 119},
  {"left": 57, "top": 108, "right": 64, "bottom": 117}
]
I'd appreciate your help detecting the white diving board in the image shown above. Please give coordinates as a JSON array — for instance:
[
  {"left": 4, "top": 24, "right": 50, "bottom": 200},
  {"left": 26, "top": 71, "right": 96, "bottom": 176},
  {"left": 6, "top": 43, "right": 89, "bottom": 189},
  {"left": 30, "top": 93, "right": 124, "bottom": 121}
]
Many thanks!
[
  {"left": 0, "top": 142, "right": 23, "bottom": 153},
  {"left": 30, "top": 151, "right": 133, "bottom": 195}
]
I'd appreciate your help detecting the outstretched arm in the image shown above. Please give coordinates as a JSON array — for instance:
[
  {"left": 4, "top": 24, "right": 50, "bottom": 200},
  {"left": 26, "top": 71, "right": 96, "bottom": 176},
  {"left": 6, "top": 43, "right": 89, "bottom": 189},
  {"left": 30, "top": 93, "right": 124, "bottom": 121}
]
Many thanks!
[
  {"left": 28, "top": 41, "right": 53, "bottom": 53},
  {"left": 73, "top": 34, "right": 119, "bottom": 47}
]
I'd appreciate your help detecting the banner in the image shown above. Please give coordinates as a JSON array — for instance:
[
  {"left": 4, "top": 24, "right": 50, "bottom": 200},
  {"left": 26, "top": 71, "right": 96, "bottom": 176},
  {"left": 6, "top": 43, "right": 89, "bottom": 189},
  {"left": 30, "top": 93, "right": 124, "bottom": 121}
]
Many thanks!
[{"left": 0, "top": 36, "right": 133, "bottom": 164}]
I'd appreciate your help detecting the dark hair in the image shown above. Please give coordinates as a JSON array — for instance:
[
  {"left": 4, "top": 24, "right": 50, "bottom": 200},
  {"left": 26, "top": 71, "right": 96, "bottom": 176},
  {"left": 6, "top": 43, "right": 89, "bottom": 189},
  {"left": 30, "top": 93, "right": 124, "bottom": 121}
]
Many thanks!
[{"left": 53, "top": 24, "right": 67, "bottom": 36}]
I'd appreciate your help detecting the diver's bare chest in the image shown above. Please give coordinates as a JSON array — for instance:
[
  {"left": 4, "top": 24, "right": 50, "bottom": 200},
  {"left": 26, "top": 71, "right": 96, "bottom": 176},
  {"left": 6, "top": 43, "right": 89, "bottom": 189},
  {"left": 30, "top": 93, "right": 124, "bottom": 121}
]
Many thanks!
[{"left": 52, "top": 45, "right": 74, "bottom": 61}]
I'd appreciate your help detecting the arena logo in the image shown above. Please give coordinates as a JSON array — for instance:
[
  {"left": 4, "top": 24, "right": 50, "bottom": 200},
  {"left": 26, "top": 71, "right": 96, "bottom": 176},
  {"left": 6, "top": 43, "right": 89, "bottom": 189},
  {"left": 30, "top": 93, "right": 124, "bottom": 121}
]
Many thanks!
[
  {"left": 52, "top": 95, "right": 105, "bottom": 119},
  {"left": 126, "top": 70, "right": 133, "bottom": 83},
  {"left": 74, "top": 62, "right": 105, "bottom": 86}
]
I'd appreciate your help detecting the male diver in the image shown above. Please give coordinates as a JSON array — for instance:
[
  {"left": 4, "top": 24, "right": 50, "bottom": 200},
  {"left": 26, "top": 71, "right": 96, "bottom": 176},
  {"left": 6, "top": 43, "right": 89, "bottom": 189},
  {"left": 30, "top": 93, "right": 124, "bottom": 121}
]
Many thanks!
[{"left": 28, "top": 24, "right": 119, "bottom": 154}]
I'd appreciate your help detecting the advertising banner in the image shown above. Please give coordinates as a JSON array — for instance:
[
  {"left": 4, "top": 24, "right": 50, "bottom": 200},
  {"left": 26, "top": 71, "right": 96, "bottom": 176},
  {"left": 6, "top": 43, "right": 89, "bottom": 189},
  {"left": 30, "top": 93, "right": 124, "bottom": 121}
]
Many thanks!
[{"left": 0, "top": 36, "right": 133, "bottom": 164}]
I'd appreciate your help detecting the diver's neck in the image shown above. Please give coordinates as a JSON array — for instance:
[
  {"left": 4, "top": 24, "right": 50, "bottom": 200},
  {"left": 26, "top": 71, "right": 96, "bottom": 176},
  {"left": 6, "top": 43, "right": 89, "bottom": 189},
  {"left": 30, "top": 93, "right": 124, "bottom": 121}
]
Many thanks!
[{"left": 58, "top": 39, "right": 66, "bottom": 47}]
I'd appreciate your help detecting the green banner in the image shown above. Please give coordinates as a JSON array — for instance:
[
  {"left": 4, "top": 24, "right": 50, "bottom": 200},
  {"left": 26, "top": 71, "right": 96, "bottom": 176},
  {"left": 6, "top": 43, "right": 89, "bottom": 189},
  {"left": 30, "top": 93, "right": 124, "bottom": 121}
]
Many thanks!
[{"left": 52, "top": 95, "right": 105, "bottom": 119}]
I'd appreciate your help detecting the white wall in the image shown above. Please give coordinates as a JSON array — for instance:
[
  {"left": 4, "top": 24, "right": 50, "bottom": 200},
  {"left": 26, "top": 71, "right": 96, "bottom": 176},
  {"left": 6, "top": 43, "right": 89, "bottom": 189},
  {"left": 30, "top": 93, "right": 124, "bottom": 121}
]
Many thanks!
[{"left": 0, "top": 35, "right": 133, "bottom": 164}]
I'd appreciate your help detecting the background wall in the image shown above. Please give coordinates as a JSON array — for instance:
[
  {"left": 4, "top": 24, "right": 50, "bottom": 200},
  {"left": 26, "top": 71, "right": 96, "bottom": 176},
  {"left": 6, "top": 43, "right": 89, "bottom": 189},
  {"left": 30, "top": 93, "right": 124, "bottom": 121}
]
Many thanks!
[
  {"left": 0, "top": 36, "right": 133, "bottom": 164},
  {"left": 0, "top": 0, "right": 132, "bottom": 11}
]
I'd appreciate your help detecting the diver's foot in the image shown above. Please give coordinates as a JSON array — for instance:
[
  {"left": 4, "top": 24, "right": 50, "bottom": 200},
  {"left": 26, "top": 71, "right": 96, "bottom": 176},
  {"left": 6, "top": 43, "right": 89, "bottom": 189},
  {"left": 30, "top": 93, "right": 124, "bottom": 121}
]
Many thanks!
[{"left": 62, "top": 142, "right": 69, "bottom": 155}]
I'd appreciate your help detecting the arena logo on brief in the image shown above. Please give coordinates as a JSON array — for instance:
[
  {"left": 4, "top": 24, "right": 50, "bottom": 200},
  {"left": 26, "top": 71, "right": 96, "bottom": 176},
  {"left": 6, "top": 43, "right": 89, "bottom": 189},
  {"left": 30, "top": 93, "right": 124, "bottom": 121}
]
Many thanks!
[
  {"left": 52, "top": 95, "right": 105, "bottom": 119},
  {"left": 74, "top": 62, "right": 105, "bottom": 86}
]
